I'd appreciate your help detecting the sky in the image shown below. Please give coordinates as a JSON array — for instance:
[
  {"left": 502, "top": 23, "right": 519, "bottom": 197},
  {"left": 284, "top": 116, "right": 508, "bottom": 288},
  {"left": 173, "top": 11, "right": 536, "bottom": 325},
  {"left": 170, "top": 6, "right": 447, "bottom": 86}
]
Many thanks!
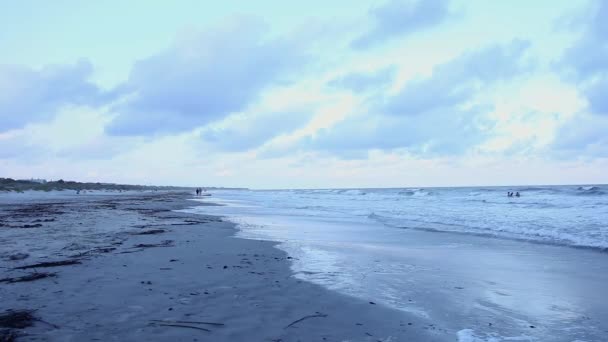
[{"left": 1, "top": 0, "right": 607, "bottom": 189}]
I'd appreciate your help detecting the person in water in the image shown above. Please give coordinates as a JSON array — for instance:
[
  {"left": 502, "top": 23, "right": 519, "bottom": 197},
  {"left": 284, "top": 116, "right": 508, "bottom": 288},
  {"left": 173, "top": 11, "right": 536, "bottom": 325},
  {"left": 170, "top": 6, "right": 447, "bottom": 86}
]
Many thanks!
[{"left": 515, "top": 192, "right": 520, "bottom": 197}]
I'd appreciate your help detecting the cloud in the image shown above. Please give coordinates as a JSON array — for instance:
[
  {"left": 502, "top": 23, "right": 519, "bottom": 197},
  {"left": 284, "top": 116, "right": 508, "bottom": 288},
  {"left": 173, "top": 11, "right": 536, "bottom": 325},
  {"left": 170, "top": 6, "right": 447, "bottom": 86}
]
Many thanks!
[
  {"left": 327, "top": 66, "right": 397, "bottom": 92},
  {"left": 0, "top": 106, "right": 136, "bottom": 162},
  {"left": 552, "top": 113, "right": 608, "bottom": 157},
  {"left": 201, "top": 110, "right": 315, "bottom": 152},
  {"left": 382, "top": 39, "right": 531, "bottom": 116},
  {"left": 303, "top": 105, "right": 490, "bottom": 157},
  {"left": 551, "top": 1, "right": 608, "bottom": 157},
  {"left": 352, "top": 0, "right": 450, "bottom": 50},
  {"left": 106, "top": 17, "right": 308, "bottom": 136},
  {"left": 297, "top": 41, "right": 531, "bottom": 157},
  {"left": 0, "top": 131, "right": 39, "bottom": 159},
  {"left": 0, "top": 60, "right": 105, "bottom": 132},
  {"left": 560, "top": 0, "right": 608, "bottom": 116}
]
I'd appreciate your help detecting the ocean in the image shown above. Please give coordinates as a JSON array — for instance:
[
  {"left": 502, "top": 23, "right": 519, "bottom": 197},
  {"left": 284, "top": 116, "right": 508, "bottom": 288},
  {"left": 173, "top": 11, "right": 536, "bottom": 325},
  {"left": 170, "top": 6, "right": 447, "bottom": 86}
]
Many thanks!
[{"left": 187, "top": 185, "right": 608, "bottom": 341}]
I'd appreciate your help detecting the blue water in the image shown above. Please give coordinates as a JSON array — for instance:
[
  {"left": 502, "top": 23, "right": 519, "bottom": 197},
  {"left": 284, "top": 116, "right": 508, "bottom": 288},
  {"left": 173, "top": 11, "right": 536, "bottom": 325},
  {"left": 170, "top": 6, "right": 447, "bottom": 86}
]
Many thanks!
[
  {"left": 187, "top": 185, "right": 608, "bottom": 341},
  {"left": 198, "top": 185, "right": 608, "bottom": 250}
]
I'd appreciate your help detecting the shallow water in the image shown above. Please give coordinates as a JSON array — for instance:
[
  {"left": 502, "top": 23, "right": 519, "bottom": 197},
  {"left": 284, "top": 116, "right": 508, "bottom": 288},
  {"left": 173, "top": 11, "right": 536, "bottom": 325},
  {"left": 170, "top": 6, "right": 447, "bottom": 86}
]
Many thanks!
[{"left": 187, "top": 186, "right": 608, "bottom": 341}]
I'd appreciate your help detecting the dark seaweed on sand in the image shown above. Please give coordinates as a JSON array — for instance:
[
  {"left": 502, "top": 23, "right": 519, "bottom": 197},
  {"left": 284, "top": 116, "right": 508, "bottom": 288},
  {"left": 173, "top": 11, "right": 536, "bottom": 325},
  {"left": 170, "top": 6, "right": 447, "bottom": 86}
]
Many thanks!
[
  {"left": 0, "top": 310, "right": 35, "bottom": 329},
  {"left": 14, "top": 260, "right": 81, "bottom": 270},
  {"left": 133, "top": 240, "right": 174, "bottom": 248},
  {"left": 0, "top": 272, "right": 56, "bottom": 284},
  {"left": 0, "top": 329, "right": 18, "bottom": 342},
  {"left": 130, "top": 229, "right": 167, "bottom": 235}
]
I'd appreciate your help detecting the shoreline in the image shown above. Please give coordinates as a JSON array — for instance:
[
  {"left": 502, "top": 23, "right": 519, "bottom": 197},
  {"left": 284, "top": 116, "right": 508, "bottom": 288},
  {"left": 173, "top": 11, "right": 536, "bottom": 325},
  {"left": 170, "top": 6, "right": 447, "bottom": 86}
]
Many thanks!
[
  {"left": 192, "top": 190, "right": 608, "bottom": 341},
  {"left": 1, "top": 191, "right": 439, "bottom": 341}
]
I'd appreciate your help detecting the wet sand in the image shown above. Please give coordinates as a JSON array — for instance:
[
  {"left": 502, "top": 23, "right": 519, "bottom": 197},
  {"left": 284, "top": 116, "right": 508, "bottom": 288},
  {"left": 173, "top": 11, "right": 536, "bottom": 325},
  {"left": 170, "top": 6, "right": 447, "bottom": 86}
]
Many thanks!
[
  {"left": 0, "top": 191, "right": 440, "bottom": 341},
  {"left": 196, "top": 205, "right": 608, "bottom": 341}
]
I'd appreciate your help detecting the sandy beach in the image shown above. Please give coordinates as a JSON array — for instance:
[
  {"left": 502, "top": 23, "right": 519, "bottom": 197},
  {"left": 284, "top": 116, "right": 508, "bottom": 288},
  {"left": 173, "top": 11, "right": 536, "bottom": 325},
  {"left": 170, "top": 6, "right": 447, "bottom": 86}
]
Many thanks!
[
  {"left": 3, "top": 0, "right": 607, "bottom": 340},
  {"left": 0, "top": 191, "right": 438, "bottom": 341}
]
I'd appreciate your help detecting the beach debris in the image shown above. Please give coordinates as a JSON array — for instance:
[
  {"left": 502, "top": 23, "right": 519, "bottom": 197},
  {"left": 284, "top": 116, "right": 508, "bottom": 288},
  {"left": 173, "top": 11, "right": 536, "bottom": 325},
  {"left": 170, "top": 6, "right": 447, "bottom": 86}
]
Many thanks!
[
  {"left": 7, "top": 253, "right": 29, "bottom": 261},
  {"left": 150, "top": 320, "right": 224, "bottom": 326},
  {"left": 131, "top": 224, "right": 153, "bottom": 229},
  {"left": 168, "top": 222, "right": 203, "bottom": 226},
  {"left": 132, "top": 240, "right": 174, "bottom": 248},
  {"left": 131, "top": 229, "right": 166, "bottom": 235},
  {"left": 285, "top": 313, "right": 328, "bottom": 328},
  {"left": 151, "top": 323, "right": 210, "bottom": 332},
  {"left": 14, "top": 260, "right": 81, "bottom": 270},
  {"left": 32, "top": 218, "right": 55, "bottom": 223},
  {"left": 0, "top": 272, "right": 56, "bottom": 284},
  {"left": 0, "top": 329, "right": 18, "bottom": 342},
  {"left": 0, "top": 310, "right": 35, "bottom": 329},
  {"left": 149, "top": 320, "right": 224, "bottom": 333},
  {"left": 0, "top": 309, "right": 58, "bottom": 334},
  {"left": 19, "top": 224, "right": 43, "bottom": 228}
]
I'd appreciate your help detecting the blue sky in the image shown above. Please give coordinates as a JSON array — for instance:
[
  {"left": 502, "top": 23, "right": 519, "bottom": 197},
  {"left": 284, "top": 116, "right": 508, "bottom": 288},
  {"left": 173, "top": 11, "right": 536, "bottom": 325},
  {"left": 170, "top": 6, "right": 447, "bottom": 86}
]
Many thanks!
[{"left": 1, "top": 0, "right": 607, "bottom": 188}]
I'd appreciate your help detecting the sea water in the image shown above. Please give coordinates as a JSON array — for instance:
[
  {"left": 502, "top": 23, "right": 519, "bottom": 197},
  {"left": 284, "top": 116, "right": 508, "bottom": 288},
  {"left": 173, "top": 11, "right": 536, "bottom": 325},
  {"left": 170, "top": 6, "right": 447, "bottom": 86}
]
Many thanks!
[{"left": 187, "top": 185, "right": 608, "bottom": 341}]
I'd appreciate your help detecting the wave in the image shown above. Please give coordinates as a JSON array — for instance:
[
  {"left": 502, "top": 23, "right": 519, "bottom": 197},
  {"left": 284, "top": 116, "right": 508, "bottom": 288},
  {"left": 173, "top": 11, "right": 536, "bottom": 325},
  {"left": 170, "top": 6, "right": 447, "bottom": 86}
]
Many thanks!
[
  {"left": 367, "top": 212, "right": 381, "bottom": 220},
  {"left": 398, "top": 188, "right": 432, "bottom": 196},
  {"left": 405, "top": 224, "right": 608, "bottom": 252},
  {"left": 516, "top": 186, "right": 560, "bottom": 192},
  {"left": 575, "top": 186, "right": 606, "bottom": 196},
  {"left": 294, "top": 189, "right": 370, "bottom": 196},
  {"left": 291, "top": 186, "right": 607, "bottom": 199},
  {"left": 338, "top": 189, "right": 367, "bottom": 195},
  {"left": 367, "top": 212, "right": 608, "bottom": 251},
  {"left": 514, "top": 185, "right": 606, "bottom": 196}
]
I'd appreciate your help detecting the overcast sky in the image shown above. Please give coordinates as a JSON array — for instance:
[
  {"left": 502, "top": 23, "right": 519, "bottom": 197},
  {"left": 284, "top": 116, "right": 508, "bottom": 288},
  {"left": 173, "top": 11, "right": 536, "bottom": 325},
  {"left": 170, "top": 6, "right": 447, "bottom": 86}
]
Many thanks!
[{"left": 1, "top": 0, "right": 607, "bottom": 188}]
